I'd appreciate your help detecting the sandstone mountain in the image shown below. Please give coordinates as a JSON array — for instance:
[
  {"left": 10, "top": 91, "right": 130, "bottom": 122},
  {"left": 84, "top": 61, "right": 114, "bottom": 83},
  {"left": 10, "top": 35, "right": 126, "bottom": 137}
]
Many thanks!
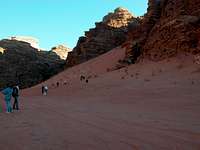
[
  {"left": 2, "top": 0, "right": 199, "bottom": 89},
  {"left": 66, "top": 7, "right": 140, "bottom": 66},
  {"left": 50, "top": 45, "right": 71, "bottom": 60},
  {"left": 0, "top": 39, "right": 66, "bottom": 89},
  {"left": 123, "top": 0, "right": 200, "bottom": 62}
]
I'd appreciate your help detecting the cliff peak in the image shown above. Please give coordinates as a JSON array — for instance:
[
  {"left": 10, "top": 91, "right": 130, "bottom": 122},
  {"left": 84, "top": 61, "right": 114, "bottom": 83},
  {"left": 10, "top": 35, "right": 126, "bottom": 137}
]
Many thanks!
[
  {"left": 51, "top": 45, "right": 71, "bottom": 60},
  {"left": 102, "top": 7, "right": 135, "bottom": 28}
]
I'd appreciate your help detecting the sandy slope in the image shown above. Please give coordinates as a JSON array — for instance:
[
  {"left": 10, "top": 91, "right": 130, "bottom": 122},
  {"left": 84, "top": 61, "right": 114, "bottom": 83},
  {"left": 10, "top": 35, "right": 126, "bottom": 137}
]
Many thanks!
[{"left": 0, "top": 47, "right": 200, "bottom": 150}]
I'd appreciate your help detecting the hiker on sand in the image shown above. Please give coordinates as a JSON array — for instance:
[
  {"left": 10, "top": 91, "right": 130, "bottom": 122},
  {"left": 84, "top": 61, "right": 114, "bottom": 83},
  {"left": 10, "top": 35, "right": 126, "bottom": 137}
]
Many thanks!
[
  {"left": 44, "top": 85, "right": 48, "bottom": 96},
  {"left": 0, "top": 94, "right": 2, "bottom": 113},
  {"left": 1, "top": 85, "right": 13, "bottom": 113},
  {"left": 56, "top": 82, "right": 59, "bottom": 87},
  {"left": 12, "top": 85, "right": 20, "bottom": 110},
  {"left": 80, "top": 75, "right": 85, "bottom": 81},
  {"left": 63, "top": 81, "right": 67, "bottom": 85},
  {"left": 42, "top": 85, "right": 45, "bottom": 95},
  {"left": 0, "top": 103, "right": 2, "bottom": 113}
]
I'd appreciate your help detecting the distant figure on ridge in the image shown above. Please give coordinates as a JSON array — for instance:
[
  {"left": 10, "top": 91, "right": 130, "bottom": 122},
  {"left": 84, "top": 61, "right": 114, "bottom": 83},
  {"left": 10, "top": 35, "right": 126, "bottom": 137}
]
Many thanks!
[
  {"left": 1, "top": 85, "right": 13, "bottom": 113},
  {"left": 12, "top": 85, "right": 20, "bottom": 110}
]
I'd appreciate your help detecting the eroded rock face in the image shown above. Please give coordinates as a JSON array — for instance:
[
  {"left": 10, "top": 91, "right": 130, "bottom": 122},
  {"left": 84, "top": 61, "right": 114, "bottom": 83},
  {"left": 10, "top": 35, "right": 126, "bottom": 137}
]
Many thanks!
[
  {"left": 122, "top": 0, "right": 162, "bottom": 62},
  {"left": 66, "top": 7, "right": 140, "bottom": 66},
  {"left": 144, "top": 0, "right": 200, "bottom": 61},
  {"left": 0, "top": 40, "right": 66, "bottom": 89},
  {"left": 124, "top": 0, "right": 200, "bottom": 62}
]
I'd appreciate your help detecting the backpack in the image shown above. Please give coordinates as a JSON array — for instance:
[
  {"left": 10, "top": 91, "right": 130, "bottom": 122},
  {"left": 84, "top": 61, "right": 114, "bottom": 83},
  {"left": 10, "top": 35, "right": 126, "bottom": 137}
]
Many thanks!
[
  {"left": 12, "top": 87, "right": 19, "bottom": 97},
  {"left": 44, "top": 86, "right": 48, "bottom": 90}
]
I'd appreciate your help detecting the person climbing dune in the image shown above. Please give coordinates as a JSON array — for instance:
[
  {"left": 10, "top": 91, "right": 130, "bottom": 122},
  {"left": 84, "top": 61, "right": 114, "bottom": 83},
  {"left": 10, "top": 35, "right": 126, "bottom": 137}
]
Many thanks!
[
  {"left": 44, "top": 85, "right": 48, "bottom": 96},
  {"left": 1, "top": 85, "right": 13, "bottom": 113},
  {"left": 12, "top": 85, "right": 20, "bottom": 110}
]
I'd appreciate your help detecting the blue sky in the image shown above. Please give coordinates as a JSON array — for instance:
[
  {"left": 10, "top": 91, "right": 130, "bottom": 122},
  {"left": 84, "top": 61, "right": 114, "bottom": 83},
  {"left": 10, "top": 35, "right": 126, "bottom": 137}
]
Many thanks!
[{"left": 0, "top": 0, "right": 148, "bottom": 50}]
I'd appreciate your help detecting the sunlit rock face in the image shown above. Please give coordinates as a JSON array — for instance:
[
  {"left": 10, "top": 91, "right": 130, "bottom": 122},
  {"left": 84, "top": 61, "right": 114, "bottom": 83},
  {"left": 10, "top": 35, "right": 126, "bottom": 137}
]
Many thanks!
[
  {"left": 66, "top": 7, "right": 140, "bottom": 66},
  {"left": 0, "top": 47, "right": 6, "bottom": 54},
  {"left": 50, "top": 45, "right": 71, "bottom": 60},
  {"left": 10, "top": 36, "right": 40, "bottom": 49},
  {"left": 102, "top": 7, "right": 136, "bottom": 28}
]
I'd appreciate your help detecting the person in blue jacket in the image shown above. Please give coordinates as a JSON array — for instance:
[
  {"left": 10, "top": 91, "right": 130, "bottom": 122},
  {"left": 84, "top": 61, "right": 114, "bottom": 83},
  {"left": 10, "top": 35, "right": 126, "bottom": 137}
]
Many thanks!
[{"left": 1, "top": 86, "right": 13, "bottom": 113}]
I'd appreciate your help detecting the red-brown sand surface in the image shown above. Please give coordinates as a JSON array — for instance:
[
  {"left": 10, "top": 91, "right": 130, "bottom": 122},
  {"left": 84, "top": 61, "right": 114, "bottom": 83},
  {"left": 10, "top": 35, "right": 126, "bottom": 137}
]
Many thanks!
[{"left": 0, "top": 47, "right": 200, "bottom": 150}]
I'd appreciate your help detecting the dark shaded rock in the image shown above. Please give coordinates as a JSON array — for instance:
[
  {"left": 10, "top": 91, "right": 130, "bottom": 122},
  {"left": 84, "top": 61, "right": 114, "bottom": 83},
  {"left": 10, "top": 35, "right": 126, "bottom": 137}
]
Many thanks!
[{"left": 0, "top": 39, "right": 66, "bottom": 89}]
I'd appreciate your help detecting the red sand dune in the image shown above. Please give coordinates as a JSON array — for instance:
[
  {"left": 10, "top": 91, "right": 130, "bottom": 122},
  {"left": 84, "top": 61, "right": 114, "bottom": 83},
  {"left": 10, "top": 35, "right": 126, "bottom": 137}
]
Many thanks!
[{"left": 0, "top": 47, "right": 200, "bottom": 150}]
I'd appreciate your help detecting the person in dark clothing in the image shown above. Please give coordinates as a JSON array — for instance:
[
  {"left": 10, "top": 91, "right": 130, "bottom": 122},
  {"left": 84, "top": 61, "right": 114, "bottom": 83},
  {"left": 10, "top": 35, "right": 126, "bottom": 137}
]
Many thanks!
[
  {"left": 42, "top": 85, "right": 45, "bottom": 95},
  {"left": 80, "top": 75, "right": 85, "bottom": 81},
  {"left": 56, "top": 82, "right": 59, "bottom": 87},
  {"left": 12, "top": 86, "right": 20, "bottom": 110}
]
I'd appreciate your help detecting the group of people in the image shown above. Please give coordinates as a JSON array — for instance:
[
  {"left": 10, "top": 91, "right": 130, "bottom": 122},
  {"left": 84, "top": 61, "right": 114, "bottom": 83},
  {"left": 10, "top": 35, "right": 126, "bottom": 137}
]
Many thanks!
[
  {"left": 1, "top": 85, "right": 20, "bottom": 113},
  {"left": 80, "top": 75, "right": 89, "bottom": 83}
]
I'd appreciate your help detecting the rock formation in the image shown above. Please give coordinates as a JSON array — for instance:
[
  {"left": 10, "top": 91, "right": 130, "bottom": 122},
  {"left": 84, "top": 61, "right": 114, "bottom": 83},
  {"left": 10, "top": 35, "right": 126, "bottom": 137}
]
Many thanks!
[
  {"left": 0, "top": 47, "right": 6, "bottom": 54},
  {"left": 2, "top": 0, "right": 199, "bottom": 89},
  {"left": 66, "top": 7, "right": 140, "bottom": 66},
  {"left": 0, "top": 39, "right": 66, "bottom": 89},
  {"left": 50, "top": 45, "right": 71, "bottom": 60},
  {"left": 10, "top": 36, "right": 40, "bottom": 49},
  {"left": 123, "top": 0, "right": 200, "bottom": 62},
  {"left": 122, "top": 0, "right": 163, "bottom": 62},
  {"left": 144, "top": 0, "right": 200, "bottom": 61}
]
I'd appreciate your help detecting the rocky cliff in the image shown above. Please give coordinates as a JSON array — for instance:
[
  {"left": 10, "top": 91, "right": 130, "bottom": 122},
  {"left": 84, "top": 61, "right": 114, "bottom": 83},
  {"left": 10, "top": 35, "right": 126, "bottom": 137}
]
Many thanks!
[
  {"left": 67, "top": 7, "right": 140, "bottom": 66},
  {"left": 123, "top": 0, "right": 200, "bottom": 62},
  {"left": 0, "top": 39, "right": 66, "bottom": 89},
  {"left": 144, "top": 0, "right": 200, "bottom": 61}
]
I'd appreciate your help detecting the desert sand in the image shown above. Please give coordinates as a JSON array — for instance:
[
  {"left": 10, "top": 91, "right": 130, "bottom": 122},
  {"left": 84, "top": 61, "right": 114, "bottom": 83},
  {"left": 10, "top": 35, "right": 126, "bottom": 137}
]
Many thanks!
[{"left": 0, "top": 47, "right": 200, "bottom": 150}]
